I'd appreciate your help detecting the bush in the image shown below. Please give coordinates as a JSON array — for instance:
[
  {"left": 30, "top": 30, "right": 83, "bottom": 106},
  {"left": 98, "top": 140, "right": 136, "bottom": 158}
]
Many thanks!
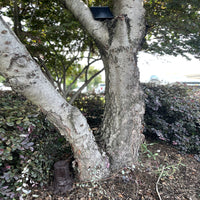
[
  {"left": 143, "top": 83, "right": 200, "bottom": 156},
  {"left": 73, "top": 94, "right": 105, "bottom": 129},
  {"left": 0, "top": 91, "right": 70, "bottom": 199}
]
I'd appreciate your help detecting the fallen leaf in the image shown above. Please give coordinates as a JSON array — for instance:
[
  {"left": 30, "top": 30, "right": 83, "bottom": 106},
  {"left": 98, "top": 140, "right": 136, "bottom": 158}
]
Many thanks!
[{"left": 118, "top": 193, "right": 123, "bottom": 198}]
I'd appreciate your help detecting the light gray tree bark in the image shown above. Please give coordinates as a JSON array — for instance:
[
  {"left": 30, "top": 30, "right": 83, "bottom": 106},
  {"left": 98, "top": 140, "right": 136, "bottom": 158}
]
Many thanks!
[
  {"left": 64, "top": 0, "right": 146, "bottom": 170},
  {"left": 0, "top": 16, "right": 109, "bottom": 181},
  {"left": 0, "top": 0, "right": 145, "bottom": 181}
]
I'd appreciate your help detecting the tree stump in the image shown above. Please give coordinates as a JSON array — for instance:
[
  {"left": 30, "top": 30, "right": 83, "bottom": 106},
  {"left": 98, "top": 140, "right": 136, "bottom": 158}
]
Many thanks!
[{"left": 53, "top": 160, "right": 73, "bottom": 194}]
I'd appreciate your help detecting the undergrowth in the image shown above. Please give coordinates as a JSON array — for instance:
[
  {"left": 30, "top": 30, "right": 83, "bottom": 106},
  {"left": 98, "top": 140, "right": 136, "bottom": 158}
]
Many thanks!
[
  {"left": 0, "top": 91, "right": 70, "bottom": 199},
  {"left": 0, "top": 83, "right": 199, "bottom": 198}
]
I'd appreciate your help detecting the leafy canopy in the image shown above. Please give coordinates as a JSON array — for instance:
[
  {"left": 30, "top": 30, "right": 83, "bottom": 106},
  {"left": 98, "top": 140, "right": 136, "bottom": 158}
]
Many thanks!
[
  {"left": 0, "top": 0, "right": 199, "bottom": 93},
  {"left": 144, "top": 0, "right": 200, "bottom": 58},
  {"left": 0, "top": 0, "right": 102, "bottom": 98}
]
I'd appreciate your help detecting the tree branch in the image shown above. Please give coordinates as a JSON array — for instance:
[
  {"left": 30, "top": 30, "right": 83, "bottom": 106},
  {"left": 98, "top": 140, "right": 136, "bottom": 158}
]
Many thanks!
[
  {"left": 0, "top": 16, "right": 110, "bottom": 181},
  {"left": 69, "top": 67, "right": 104, "bottom": 104},
  {"left": 112, "top": 0, "right": 145, "bottom": 49},
  {"left": 63, "top": 0, "right": 109, "bottom": 47},
  {"left": 65, "top": 57, "right": 101, "bottom": 97},
  {"left": 37, "top": 57, "right": 56, "bottom": 88}
]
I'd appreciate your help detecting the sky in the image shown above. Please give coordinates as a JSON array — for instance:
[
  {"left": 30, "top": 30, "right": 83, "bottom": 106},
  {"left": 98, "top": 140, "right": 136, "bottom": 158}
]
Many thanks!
[
  {"left": 92, "top": 52, "right": 200, "bottom": 83},
  {"left": 138, "top": 52, "right": 200, "bottom": 83}
]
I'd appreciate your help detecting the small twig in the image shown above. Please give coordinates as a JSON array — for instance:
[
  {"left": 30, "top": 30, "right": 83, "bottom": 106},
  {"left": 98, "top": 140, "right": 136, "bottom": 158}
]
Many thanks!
[
  {"left": 135, "top": 177, "right": 139, "bottom": 198},
  {"left": 156, "top": 165, "right": 165, "bottom": 200}
]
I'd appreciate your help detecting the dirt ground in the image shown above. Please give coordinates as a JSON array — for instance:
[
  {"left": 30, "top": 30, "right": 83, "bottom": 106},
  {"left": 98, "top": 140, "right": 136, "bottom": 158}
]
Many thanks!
[{"left": 27, "top": 140, "right": 200, "bottom": 200}]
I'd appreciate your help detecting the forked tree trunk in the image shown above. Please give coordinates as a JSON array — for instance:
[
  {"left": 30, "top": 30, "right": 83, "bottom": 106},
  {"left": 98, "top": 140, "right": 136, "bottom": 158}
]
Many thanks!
[
  {"left": 1, "top": 0, "right": 146, "bottom": 182},
  {"left": 63, "top": 0, "right": 146, "bottom": 172}
]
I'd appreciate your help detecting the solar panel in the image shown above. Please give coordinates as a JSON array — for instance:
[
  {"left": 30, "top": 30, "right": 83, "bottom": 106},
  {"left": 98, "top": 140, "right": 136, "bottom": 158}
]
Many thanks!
[{"left": 90, "top": 7, "right": 114, "bottom": 20}]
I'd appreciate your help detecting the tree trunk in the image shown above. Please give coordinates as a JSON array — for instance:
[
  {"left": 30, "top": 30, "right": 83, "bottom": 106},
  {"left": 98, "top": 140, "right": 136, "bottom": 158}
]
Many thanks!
[
  {"left": 100, "top": 46, "right": 145, "bottom": 171},
  {"left": 97, "top": 2, "right": 146, "bottom": 170},
  {"left": 63, "top": 1, "right": 146, "bottom": 171},
  {"left": 0, "top": 16, "right": 109, "bottom": 181}
]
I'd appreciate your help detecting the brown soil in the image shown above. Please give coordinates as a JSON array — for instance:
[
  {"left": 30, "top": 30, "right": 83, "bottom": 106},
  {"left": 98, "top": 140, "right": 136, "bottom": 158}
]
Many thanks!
[{"left": 27, "top": 140, "right": 200, "bottom": 200}]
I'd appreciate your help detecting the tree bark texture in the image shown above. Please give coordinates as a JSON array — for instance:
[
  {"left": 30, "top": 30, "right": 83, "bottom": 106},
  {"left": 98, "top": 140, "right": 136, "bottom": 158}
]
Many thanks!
[
  {"left": 64, "top": 0, "right": 146, "bottom": 171},
  {"left": 0, "top": 16, "right": 109, "bottom": 181},
  {"left": 101, "top": 47, "right": 145, "bottom": 170}
]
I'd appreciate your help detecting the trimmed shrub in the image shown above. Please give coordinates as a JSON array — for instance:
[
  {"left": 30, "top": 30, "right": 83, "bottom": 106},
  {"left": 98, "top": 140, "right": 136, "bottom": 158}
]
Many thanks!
[
  {"left": 143, "top": 83, "right": 200, "bottom": 157},
  {"left": 0, "top": 91, "right": 70, "bottom": 199}
]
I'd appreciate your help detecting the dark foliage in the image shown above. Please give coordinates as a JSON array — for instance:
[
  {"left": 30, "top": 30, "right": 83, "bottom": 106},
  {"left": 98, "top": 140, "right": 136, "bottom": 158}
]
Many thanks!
[
  {"left": 142, "top": 83, "right": 200, "bottom": 157},
  {"left": 72, "top": 94, "right": 105, "bottom": 129},
  {"left": 73, "top": 85, "right": 200, "bottom": 157}
]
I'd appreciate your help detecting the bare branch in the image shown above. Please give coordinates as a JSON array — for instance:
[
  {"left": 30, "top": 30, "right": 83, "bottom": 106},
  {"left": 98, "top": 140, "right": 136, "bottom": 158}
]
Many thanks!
[
  {"left": 69, "top": 67, "right": 104, "bottom": 104},
  {"left": 37, "top": 57, "right": 56, "bottom": 87},
  {"left": 65, "top": 57, "right": 101, "bottom": 97}
]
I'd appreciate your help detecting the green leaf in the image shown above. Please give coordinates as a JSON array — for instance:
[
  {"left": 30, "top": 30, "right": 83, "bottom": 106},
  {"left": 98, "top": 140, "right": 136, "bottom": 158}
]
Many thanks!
[
  {"left": 7, "top": 156, "right": 13, "bottom": 160},
  {"left": 6, "top": 147, "right": 11, "bottom": 152},
  {"left": 0, "top": 128, "right": 5, "bottom": 133},
  {"left": 16, "top": 120, "right": 22, "bottom": 125},
  {"left": 6, "top": 140, "right": 11, "bottom": 145},
  {"left": 6, "top": 122, "right": 14, "bottom": 126}
]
